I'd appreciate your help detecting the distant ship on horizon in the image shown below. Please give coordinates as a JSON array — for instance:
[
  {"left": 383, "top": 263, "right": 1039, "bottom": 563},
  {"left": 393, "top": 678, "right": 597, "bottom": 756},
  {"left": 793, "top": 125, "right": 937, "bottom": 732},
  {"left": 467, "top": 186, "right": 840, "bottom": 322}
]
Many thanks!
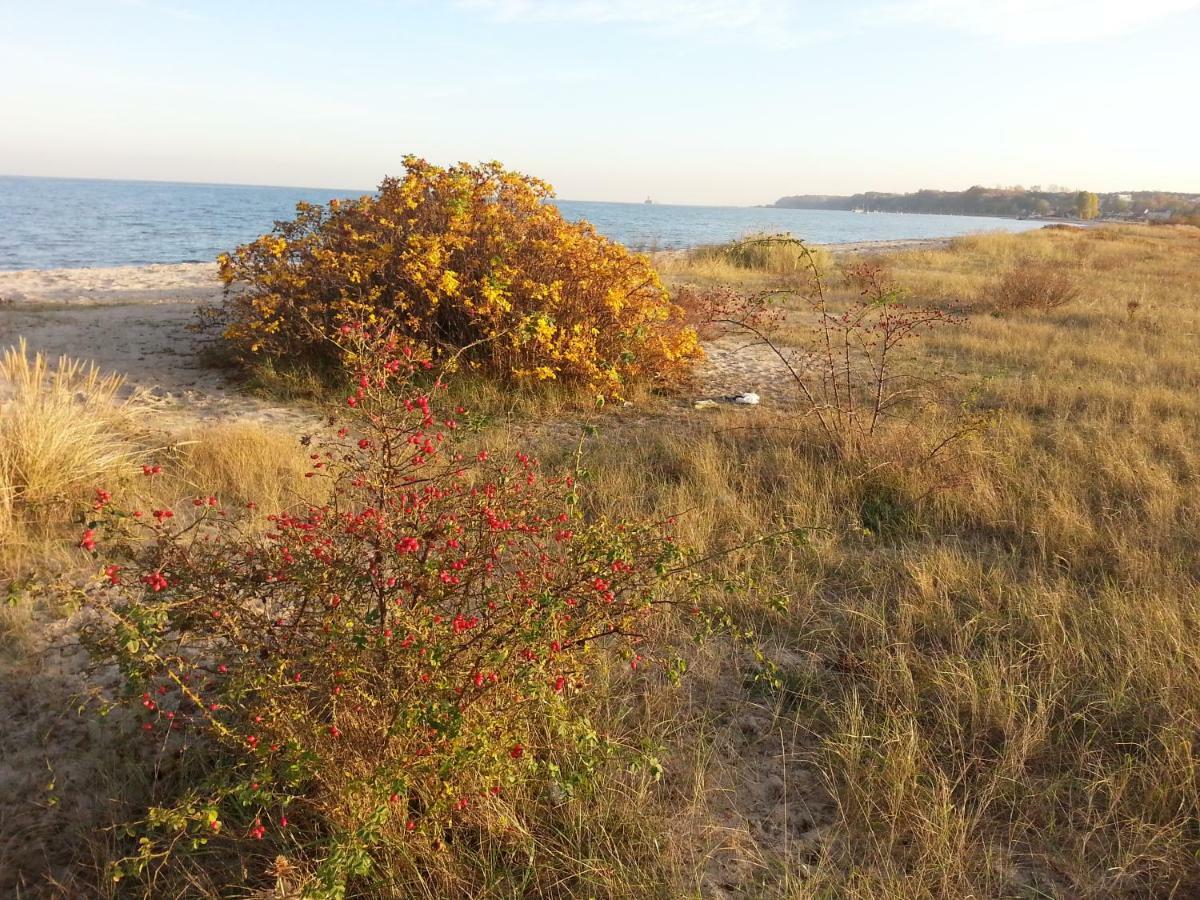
[{"left": 644, "top": 196, "right": 653, "bottom": 204}]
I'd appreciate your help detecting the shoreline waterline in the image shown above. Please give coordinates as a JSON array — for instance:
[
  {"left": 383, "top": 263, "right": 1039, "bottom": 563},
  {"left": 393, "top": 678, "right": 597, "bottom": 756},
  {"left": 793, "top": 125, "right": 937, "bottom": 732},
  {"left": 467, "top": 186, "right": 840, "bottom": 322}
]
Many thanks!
[
  {"left": 0, "top": 237, "right": 960, "bottom": 303},
  {"left": 0, "top": 175, "right": 1045, "bottom": 271}
]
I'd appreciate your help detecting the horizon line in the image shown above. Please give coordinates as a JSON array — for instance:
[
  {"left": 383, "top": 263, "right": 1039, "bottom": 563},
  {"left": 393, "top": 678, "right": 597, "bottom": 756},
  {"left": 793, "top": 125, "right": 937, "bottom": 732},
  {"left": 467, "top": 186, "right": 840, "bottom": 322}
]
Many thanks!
[
  {"left": 0, "top": 172, "right": 756, "bottom": 208},
  {"left": 2, "top": 171, "right": 1193, "bottom": 206}
]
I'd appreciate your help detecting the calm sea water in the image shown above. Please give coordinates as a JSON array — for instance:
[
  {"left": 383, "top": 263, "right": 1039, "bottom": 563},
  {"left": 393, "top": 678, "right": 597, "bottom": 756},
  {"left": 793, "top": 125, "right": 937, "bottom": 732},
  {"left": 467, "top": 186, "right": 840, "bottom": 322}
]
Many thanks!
[{"left": 0, "top": 175, "right": 1043, "bottom": 271}]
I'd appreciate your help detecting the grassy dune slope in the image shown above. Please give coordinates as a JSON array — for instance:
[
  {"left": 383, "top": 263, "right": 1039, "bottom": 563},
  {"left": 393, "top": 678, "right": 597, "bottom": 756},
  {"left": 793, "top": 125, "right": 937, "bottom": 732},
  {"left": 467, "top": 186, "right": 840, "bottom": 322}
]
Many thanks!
[{"left": 3, "top": 224, "right": 1199, "bottom": 897}]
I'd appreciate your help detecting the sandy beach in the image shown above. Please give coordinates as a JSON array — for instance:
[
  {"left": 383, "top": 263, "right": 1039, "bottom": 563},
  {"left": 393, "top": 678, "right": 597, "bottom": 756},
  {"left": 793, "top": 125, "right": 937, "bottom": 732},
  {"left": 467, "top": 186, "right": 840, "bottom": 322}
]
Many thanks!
[
  {"left": 0, "top": 262, "right": 311, "bottom": 429},
  {"left": 0, "top": 261, "right": 220, "bottom": 306}
]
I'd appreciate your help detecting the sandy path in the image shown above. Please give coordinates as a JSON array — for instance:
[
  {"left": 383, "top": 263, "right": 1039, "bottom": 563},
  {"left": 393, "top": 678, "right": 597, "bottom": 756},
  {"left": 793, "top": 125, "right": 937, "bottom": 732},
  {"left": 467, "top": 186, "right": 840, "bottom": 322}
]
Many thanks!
[
  {"left": 821, "top": 236, "right": 949, "bottom": 254},
  {"left": 0, "top": 263, "right": 311, "bottom": 430},
  {"left": 694, "top": 333, "right": 800, "bottom": 403}
]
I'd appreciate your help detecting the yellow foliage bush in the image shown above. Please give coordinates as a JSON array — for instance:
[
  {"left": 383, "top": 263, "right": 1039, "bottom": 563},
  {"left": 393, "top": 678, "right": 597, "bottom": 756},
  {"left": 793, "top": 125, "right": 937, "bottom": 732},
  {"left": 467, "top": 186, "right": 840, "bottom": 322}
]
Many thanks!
[{"left": 217, "top": 157, "right": 701, "bottom": 394}]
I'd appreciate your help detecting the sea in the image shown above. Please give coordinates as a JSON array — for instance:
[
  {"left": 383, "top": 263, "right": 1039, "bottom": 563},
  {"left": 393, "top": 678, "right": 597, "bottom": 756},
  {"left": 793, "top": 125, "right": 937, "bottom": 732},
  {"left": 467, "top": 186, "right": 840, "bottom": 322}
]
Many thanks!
[{"left": 0, "top": 175, "right": 1045, "bottom": 271}]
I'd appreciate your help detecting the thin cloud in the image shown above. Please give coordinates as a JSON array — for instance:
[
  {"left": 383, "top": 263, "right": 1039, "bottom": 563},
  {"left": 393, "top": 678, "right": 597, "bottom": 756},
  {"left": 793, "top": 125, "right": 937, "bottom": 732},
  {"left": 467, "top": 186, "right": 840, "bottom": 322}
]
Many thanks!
[
  {"left": 458, "top": 0, "right": 1199, "bottom": 46},
  {"left": 459, "top": 0, "right": 776, "bottom": 28},
  {"left": 872, "top": 0, "right": 1200, "bottom": 43},
  {"left": 455, "top": 0, "right": 834, "bottom": 45},
  {"left": 112, "top": 0, "right": 208, "bottom": 22}
]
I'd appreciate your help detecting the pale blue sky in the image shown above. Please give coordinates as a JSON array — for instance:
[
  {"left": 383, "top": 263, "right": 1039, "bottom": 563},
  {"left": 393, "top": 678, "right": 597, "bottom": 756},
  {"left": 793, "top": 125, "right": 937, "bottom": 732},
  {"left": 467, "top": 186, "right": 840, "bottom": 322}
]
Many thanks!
[{"left": 2, "top": 1, "right": 1198, "bottom": 204}]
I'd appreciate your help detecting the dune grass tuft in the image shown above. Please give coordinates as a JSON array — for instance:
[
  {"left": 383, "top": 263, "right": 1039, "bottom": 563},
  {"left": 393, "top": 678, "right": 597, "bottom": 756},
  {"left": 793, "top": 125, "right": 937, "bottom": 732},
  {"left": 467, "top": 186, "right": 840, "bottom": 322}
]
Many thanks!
[
  {"left": 655, "top": 232, "right": 833, "bottom": 287},
  {"left": 0, "top": 340, "right": 148, "bottom": 577}
]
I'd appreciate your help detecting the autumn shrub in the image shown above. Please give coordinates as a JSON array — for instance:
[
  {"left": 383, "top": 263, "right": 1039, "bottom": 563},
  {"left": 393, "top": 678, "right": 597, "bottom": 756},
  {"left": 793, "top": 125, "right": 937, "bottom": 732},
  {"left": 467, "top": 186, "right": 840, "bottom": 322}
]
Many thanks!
[
  {"left": 80, "top": 326, "right": 692, "bottom": 895},
  {"left": 216, "top": 158, "right": 700, "bottom": 397},
  {"left": 986, "top": 261, "right": 1082, "bottom": 312}
]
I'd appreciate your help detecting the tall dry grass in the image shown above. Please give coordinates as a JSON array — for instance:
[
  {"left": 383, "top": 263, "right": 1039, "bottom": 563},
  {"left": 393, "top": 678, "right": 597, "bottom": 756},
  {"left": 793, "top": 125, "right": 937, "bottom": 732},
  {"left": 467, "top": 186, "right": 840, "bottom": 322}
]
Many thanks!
[
  {"left": 170, "top": 421, "right": 328, "bottom": 512},
  {"left": 0, "top": 340, "right": 148, "bottom": 578},
  {"left": 0, "top": 341, "right": 327, "bottom": 585},
  {"left": 655, "top": 224, "right": 1200, "bottom": 896}
]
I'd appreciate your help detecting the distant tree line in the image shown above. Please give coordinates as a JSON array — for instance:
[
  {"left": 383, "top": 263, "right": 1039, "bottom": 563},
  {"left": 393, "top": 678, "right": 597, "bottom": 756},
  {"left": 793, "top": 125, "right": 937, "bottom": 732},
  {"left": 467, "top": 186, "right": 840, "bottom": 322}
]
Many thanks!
[{"left": 774, "top": 186, "right": 1200, "bottom": 221}]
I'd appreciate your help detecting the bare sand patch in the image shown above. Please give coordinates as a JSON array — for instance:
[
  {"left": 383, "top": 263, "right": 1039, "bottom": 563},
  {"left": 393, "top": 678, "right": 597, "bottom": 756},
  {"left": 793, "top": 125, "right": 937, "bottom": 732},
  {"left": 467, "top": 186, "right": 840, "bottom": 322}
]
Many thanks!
[
  {"left": 0, "top": 262, "right": 221, "bottom": 306},
  {"left": 0, "top": 264, "right": 311, "bottom": 431}
]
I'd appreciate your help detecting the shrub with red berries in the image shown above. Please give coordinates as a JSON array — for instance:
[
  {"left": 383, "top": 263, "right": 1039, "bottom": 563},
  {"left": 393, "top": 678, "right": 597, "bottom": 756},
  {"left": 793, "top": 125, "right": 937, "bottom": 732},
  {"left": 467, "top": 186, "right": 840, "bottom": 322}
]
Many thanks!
[{"left": 82, "top": 326, "right": 691, "bottom": 892}]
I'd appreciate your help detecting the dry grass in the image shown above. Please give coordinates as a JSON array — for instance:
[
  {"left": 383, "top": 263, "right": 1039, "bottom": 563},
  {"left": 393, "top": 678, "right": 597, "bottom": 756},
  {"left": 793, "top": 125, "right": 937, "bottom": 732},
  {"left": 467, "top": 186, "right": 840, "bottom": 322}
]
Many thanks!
[
  {"left": 0, "top": 340, "right": 148, "bottom": 580},
  {"left": 649, "top": 224, "right": 1200, "bottom": 896},
  {"left": 0, "top": 339, "right": 143, "bottom": 518},
  {"left": 655, "top": 232, "right": 833, "bottom": 288},
  {"left": 170, "top": 421, "right": 328, "bottom": 512},
  {"left": 0, "top": 343, "right": 324, "bottom": 586},
  {"left": 8, "top": 223, "right": 1200, "bottom": 897}
]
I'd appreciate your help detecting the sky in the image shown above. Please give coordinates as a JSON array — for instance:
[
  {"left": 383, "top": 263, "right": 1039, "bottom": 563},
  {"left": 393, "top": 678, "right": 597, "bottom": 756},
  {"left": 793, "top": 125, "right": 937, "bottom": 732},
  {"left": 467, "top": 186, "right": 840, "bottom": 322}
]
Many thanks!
[{"left": 1, "top": 0, "right": 1198, "bottom": 205}]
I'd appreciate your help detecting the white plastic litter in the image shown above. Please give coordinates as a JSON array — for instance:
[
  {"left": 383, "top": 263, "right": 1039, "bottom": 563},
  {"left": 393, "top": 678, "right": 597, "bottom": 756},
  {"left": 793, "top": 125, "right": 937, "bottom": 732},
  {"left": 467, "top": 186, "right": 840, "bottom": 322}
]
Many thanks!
[{"left": 733, "top": 392, "right": 760, "bottom": 405}]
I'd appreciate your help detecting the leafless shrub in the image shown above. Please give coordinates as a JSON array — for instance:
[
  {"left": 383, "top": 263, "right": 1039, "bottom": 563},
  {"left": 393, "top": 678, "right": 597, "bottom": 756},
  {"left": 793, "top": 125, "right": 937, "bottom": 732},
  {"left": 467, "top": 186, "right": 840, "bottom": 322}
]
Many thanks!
[
  {"left": 987, "top": 262, "right": 1081, "bottom": 312},
  {"left": 696, "top": 237, "right": 978, "bottom": 466}
]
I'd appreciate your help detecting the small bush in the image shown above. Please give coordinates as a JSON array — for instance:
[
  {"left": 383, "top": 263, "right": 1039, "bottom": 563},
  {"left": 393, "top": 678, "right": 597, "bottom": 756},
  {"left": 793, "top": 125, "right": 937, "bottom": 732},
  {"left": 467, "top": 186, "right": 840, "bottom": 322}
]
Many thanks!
[
  {"left": 81, "top": 327, "right": 692, "bottom": 895},
  {"left": 216, "top": 158, "right": 700, "bottom": 396},
  {"left": 987, "top": 262, "right": 1081, "bottom": 312},
  {"left": 683, "top": 232, "right": 832, "bottom": 278}
]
